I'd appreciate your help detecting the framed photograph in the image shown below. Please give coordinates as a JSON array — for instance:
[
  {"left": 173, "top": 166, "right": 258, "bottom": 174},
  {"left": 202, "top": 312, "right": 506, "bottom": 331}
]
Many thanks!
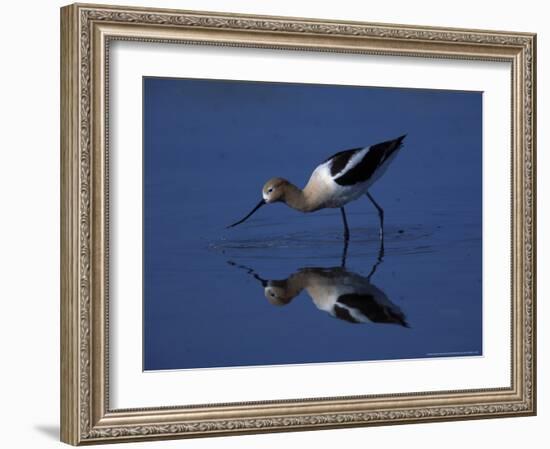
[{"left": 60, "top": 3, "right": 537, "bottom": 445}]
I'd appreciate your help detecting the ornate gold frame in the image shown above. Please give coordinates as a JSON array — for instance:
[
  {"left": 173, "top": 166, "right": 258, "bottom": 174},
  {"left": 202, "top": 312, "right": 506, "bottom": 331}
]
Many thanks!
[{"left": 60, "top": 3, "right": 536, "bottom": 445}]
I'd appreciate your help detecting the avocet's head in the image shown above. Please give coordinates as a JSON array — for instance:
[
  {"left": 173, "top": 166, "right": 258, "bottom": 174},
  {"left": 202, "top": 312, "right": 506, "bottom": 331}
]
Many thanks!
[
  {"left": 264, "top": 280, "right": 297, "bottom": 306},
  {"left": 262, "top": 177, "right": 289, "bottom": 204},
  {"left": 226, "top": 177, "right": 289, "bottom": 229}
]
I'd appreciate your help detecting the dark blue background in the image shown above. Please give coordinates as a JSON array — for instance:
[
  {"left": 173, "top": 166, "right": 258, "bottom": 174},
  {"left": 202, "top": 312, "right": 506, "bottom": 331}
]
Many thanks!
[{"left": 143, "top": 77, "right": 482, "bottom": 370}]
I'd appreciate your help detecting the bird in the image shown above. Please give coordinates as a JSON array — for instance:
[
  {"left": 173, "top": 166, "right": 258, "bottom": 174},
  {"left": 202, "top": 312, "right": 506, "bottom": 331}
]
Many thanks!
[
  {"left": 227, "top": 134, "right": 406, "bottom": 241},
  {"left": 227, "top": 232, "right": 407, "bottom": 327},
  {"left": 265, "top": 267, "right": 409, "bottom": 327},
  {"left": 228, "top": 261, "right": 408, "bottom": 328}
]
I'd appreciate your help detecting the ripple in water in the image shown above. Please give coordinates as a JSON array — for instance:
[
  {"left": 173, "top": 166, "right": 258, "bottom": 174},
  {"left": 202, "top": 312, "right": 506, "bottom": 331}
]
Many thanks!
[{"left": 209, "top": 225, "right": 437, "bottom": 261}]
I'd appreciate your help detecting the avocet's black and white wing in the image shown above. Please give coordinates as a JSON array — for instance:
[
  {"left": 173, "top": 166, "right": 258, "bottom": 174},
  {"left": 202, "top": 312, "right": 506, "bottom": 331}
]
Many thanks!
[
  {"left": 334, "top": 292, "right": 409, "bottom": 327},
  {"left": 326, "top": 135, "right": 406, "bottom": 187},
  {"left": 301, "top": 268, "right": 409, "bottom": 327}
]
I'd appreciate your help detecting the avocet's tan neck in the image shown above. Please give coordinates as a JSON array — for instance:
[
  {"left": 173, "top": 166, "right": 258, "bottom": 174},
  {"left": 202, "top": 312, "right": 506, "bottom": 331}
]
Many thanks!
[
  {"left": 284, "top": 271, "right": 309, "bottom": 296},
  {"left": 282, "top": 182, "right": 325, "bottom": 212}
]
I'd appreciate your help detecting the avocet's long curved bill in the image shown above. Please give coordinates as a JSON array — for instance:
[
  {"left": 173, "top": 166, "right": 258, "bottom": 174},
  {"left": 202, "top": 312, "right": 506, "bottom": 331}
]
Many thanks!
[{"left": 226, "top": 199, "right": 266, "bottom": 228}]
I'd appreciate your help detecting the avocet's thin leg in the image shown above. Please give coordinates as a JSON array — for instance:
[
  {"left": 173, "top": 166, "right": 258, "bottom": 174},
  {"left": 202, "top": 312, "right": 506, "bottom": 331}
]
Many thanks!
[
  {"left": 340, "top": 207, "right": 350, "bottom": 242},
  {"left": 340, "top": 237, "right": 349, "bottom": 268},
  {"left": 366, "top": 192, "right": 384, "bottom": 241},
  {"left": 367, "top": 234, "right": 385, "bottom": 281}
]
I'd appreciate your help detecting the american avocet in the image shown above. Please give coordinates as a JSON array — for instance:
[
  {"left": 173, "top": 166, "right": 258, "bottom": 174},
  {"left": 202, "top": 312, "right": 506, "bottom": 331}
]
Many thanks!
[
  {"left": 227, "top": 135, "right": 406, "bottom": 241},
  {"left": 229, "top": 259, "right": 408, "bottom": 327}
]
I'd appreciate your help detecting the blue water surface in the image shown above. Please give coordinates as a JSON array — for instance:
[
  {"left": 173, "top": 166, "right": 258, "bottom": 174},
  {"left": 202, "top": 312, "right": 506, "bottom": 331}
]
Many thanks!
[{"left": 143, "top": 77, "right": 482, "bottom": 371}]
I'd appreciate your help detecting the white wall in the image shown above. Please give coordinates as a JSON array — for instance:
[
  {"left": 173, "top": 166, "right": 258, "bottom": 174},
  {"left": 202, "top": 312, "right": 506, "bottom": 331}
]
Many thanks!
[{"left": 0, "top": 0, "right": 545, "bottom": 447}]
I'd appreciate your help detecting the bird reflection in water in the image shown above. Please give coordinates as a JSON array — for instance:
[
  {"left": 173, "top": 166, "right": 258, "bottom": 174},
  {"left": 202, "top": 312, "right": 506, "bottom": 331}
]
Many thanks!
[{"left": 229, "top": 241, "right": 409, "bottom": 328}]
